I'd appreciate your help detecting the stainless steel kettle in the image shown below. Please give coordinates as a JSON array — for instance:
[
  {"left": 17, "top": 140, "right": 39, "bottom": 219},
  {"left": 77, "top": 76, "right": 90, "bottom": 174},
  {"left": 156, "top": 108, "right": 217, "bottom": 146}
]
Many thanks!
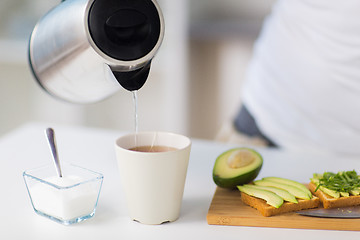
[{"left": 29, "top": 0, "right": 164, "bottom": 103}]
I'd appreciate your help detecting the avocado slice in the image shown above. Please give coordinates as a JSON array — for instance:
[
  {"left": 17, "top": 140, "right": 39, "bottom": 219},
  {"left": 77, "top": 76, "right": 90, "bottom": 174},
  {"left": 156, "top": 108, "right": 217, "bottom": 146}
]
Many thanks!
[
  {"left": 340, "top": 192, "right": 350, "bottom": 197},
  {"left": 254, "top": 179, "right": 311, "bottom": 200},
  {"left": 249, "top": 184, "right": 298, "bottom": 203},
  {"left": 238, "top": 185, "right": 283, "bottom": 208},
  {"left": 263, "top": 177, "right": 312, "bottom": 198},
  {"left": 310, "top": 178, "right": 340, "bottom": 198},
  {"left": 319, "top": 185, "right": 340, "bottom": 198},
  {"left": 350, "top": 189, "right": 360, "bottom": 196},
  {"left": 213, "top": 148, "right": 263, "bottom": 189}
]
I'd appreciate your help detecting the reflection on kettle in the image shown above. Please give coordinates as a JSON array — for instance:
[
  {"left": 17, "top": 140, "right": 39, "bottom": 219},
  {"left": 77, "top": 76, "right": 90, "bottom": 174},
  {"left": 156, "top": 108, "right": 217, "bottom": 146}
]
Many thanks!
[{"left": 28, "top": 0, "right": 165, "bottom": 104}]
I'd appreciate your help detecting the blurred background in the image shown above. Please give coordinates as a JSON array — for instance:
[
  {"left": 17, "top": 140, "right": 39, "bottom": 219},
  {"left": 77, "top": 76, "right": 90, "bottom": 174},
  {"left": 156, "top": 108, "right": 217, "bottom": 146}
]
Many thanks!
[{"left": 0, "top": 0, "right": 275, "bottom": 139}]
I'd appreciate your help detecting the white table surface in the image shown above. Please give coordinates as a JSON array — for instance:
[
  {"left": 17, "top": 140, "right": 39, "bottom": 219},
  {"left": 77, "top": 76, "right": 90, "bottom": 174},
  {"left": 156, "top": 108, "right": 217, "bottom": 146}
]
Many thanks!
[{"left": 1, "top": 122, "right": 360, "bottom": 239}]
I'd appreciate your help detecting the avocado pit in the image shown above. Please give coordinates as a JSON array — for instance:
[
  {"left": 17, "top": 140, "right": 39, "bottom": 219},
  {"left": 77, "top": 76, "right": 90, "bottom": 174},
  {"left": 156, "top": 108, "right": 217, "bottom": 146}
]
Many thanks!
[{"left": 227, "top": 149, "right": 256, "bottom": 169}]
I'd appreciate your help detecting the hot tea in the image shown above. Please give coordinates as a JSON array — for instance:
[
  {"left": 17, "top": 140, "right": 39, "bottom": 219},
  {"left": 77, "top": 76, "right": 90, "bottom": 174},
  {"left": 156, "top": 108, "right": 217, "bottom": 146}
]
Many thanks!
[
  {"left": 115, "top": 131, "right": 191, "bottom": 224},
  {"left": 129, "top": 145, "right": 178, "bottom": 152}
]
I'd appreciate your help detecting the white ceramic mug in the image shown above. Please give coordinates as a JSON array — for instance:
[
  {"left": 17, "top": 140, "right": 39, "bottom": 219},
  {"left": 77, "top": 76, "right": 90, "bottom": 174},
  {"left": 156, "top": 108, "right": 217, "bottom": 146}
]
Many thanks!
[{"left": 115, "top": 131, "right": 191, "bottom": 224}]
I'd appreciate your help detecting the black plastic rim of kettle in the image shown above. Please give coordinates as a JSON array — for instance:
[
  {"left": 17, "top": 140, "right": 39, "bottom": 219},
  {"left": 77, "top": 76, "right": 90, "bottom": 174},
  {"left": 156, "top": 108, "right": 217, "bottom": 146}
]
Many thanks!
[{"left": 88, "top": 0, "right": 161, "bottom": 61}]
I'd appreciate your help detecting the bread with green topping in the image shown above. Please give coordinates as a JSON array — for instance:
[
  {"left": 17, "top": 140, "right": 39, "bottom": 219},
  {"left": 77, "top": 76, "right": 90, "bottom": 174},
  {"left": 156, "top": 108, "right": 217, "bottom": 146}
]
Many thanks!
[
  {"left": 310, "top": 170, "right": 360, "bottom": 209},
  {"left": 309, "top": 182, "right": 360, "bottom": 209}
]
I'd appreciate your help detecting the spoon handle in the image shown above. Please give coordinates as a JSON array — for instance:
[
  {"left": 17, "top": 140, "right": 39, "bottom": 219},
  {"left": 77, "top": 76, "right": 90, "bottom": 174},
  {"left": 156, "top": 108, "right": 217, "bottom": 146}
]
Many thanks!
[{"left": 45, "top": 128, "right": 62, "bottom": 177}]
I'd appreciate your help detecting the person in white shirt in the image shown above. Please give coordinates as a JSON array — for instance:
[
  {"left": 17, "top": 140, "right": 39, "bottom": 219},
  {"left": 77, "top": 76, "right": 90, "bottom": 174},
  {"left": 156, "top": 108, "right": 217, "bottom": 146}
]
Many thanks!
[{"left": 231, "top": 0, "right": 360, "bottom": 155}]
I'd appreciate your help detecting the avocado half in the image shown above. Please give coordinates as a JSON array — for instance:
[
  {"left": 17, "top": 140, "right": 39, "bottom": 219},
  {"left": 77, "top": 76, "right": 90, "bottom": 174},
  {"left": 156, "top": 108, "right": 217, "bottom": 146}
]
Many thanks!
[{"left": 213, "top": 148, "right": 263, "bottom": 189}]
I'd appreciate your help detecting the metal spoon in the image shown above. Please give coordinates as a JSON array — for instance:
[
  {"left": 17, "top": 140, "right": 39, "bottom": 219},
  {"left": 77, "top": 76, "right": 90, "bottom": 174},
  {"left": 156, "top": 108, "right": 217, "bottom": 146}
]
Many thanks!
[{"left": 45, "top": 128, "right": 62, "bottom": 177}]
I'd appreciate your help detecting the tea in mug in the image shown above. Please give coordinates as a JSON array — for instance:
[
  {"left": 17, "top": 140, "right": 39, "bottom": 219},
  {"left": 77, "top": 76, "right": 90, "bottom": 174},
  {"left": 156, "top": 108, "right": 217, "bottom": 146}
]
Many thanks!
[{"left": 129, "top": 145, "right": 178, "bottom": 152}]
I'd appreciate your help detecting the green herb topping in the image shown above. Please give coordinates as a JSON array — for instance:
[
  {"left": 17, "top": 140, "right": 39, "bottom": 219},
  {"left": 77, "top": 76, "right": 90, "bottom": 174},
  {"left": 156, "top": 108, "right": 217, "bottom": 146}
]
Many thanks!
[{"left": 312, "top": 170, "right": 360, "bottom": 194}]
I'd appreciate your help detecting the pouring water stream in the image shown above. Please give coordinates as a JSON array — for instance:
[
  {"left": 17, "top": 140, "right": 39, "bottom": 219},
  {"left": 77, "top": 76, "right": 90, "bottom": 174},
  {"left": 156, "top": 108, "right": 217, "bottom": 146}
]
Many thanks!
[{"left": 132, "top": 90, "right": 157, "bottom": 151}]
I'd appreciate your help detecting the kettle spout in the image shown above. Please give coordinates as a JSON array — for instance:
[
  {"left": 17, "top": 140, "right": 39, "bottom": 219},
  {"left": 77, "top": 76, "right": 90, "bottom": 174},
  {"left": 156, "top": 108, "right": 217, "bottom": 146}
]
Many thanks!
[{"left": 112, "top": 61, "right": 151, "bottom": 91}]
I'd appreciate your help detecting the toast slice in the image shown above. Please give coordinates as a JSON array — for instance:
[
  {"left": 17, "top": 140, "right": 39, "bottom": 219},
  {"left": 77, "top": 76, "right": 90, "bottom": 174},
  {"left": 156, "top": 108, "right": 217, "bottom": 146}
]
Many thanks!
[
  {"left": 309, "top": 182, "right": 360, "bottom": 209},
  {"left": 240, "top": 191, "right": 320, "bottom": 217}
]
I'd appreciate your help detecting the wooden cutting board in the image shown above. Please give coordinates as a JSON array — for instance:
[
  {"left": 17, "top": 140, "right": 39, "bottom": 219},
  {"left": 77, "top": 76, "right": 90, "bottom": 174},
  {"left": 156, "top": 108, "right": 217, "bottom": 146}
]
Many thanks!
[{"left": 207, "top": 187, "right": 360, "bottom": 231}]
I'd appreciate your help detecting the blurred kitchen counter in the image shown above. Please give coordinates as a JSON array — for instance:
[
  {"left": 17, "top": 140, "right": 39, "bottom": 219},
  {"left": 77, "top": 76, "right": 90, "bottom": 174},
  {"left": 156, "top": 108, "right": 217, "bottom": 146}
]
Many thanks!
[{"left": 1, "top": 122, "right": 359, "bottom": 239}]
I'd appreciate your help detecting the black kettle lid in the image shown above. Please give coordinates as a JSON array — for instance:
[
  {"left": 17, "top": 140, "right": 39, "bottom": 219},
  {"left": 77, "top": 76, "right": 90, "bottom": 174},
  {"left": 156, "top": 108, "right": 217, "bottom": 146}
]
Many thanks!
[{"left": 88, "top": 0, "right": 162, "bottom": 61}]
